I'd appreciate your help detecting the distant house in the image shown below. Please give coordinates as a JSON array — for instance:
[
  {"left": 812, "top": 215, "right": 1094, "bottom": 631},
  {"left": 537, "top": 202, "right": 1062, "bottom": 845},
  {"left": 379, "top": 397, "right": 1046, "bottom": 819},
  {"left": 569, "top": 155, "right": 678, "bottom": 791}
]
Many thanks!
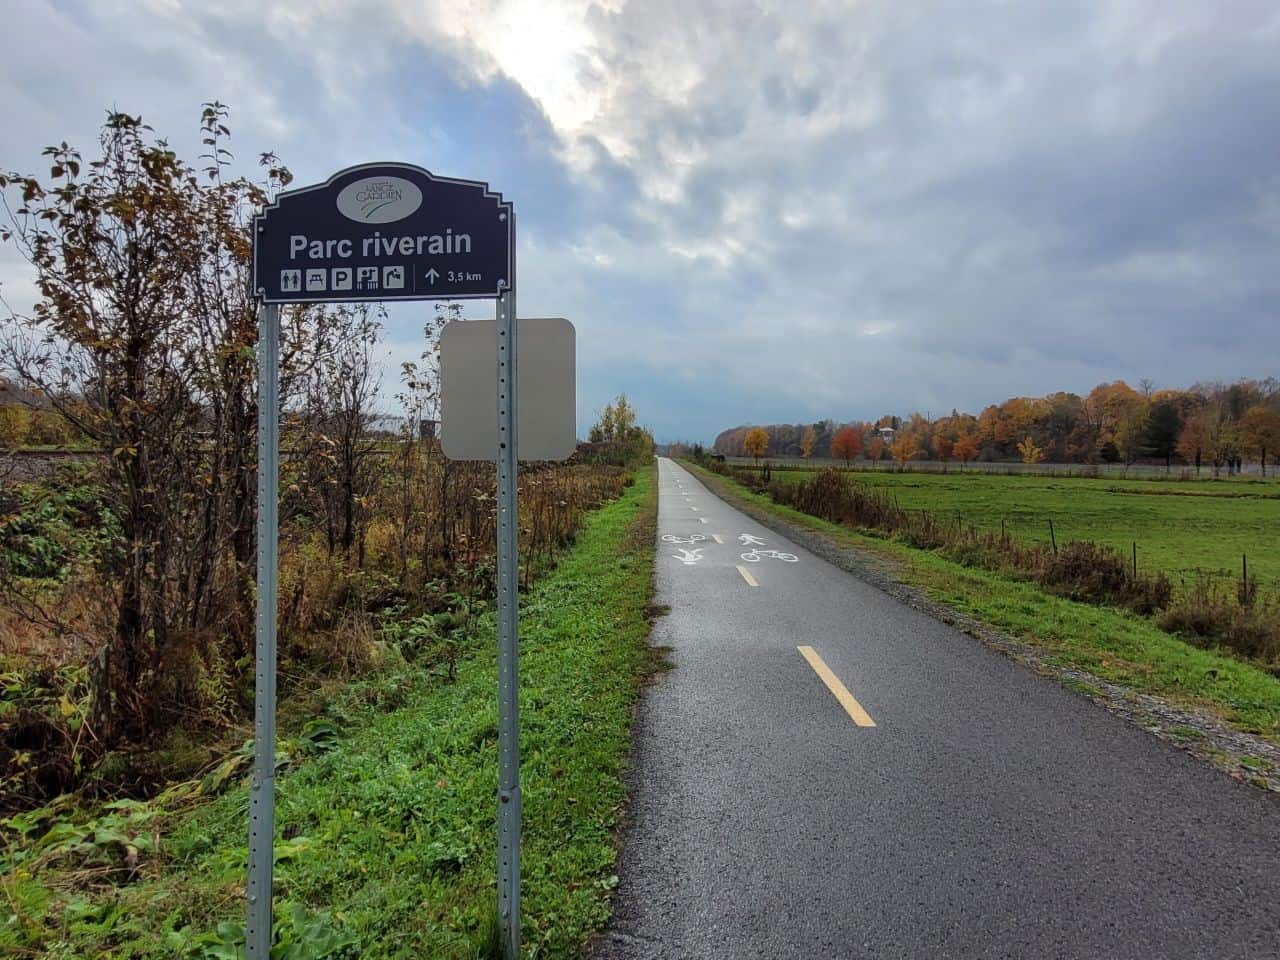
[{"left": 877, "top": 426, "right": 896, "bottom": 443}]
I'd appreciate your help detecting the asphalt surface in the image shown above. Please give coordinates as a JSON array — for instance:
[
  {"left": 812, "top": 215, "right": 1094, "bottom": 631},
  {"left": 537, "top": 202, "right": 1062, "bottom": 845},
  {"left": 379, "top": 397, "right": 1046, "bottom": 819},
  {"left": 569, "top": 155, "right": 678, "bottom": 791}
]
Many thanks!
[{"left": 594, "top": 458, "right": 1280, "bottom": 959}]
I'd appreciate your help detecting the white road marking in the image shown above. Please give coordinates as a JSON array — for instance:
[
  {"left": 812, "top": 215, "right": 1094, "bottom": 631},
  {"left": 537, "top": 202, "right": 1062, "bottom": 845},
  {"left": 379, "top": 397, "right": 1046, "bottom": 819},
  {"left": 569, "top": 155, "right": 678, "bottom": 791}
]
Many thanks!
[{"left": 741, "top": 548, "right": 799, "bottom": 563}]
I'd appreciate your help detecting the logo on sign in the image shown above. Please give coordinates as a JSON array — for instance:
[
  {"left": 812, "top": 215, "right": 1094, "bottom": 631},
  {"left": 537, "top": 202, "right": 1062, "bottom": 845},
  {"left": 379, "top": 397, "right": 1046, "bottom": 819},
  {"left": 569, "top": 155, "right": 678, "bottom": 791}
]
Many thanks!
[{"left": 336, "top": 176, "right": 423, "bottom": 224}]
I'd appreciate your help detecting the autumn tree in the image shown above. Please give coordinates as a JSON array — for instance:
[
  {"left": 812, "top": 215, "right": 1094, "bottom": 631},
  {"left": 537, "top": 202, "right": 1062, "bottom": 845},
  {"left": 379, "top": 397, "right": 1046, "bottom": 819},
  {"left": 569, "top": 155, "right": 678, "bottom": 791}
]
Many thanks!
[
  {"left": 744, "top": 426, "right": 769, "bottom": 462},
  {"left": 299, "top": 303, "right": 385, "bottom": 558},
  {"left": 890, "top": 435, "right": 918, "bottom": 467},
  {"left": 1210, "top": 418, "right": 1242, "bottom": 476},
  {"left": 935, "top": 436, "right": 954, "bottom": 462},
  {"left": 953, "top": 434, "right": 979, "bottom": 469},
  {"left": 0, "top": 108, "right": 293, "bottom": 736},
  {"left": 1241, "top": 406, "right": 1280, "bottom": 476},
  {"left": 590, "top": 393, "right": 639, "bottom": 442},
  {"left": 1017, "top": 435, "right": 1045, "bottom": 464},
  {"left": 1176, "top": 416, "right": 1211, "bottom": 473},
  {"left": 1040, "top": 392, "right": 1086, "bottom": 460},
  {"left": 867, "top": 436, "right": 886, "bottom": 462},
  {"left": 800, "top": 425, "right": 817, "bottom": 459},
  {"left": 588, "top": 393, "right": 654, "bottom": 464},
  {"left": 830, "top": 425, "right": 861, "bottom": 465}
]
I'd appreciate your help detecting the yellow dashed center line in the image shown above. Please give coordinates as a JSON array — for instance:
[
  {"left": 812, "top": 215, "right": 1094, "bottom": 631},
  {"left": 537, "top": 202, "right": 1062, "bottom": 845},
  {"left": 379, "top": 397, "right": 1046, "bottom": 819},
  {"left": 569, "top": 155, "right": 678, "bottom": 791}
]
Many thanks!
[
  {"left": 736, "top": 564, "right": 758, "bottom": 587},
  {"left": 797, "top": 646, "right": 876, "bottom": 728}
]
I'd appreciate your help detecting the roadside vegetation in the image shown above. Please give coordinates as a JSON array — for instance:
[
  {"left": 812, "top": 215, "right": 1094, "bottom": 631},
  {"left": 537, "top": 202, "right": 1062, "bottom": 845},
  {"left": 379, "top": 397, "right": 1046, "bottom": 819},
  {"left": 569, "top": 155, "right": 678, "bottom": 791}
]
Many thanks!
[
  {"left": 766, "top": 469, "right": 1280, "bottom": 590},
  {"left": 3, "top": 465, "right": 658, "bottom": 958},
  {"left": 684, "top": 459, "right": 1280, "bottom": 744},
  {"left": 1, "top": 105, "right": 661, "bottom": 956}
]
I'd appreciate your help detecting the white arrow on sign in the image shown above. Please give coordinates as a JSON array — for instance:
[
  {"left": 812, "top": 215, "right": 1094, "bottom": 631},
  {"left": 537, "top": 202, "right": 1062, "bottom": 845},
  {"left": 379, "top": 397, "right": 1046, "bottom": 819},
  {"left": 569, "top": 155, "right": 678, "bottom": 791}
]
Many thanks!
[
  {"left": 739, "top": 534, "right": 767, "bottom": 546},
  {"left": 425, "top": 267, "right": 440, "bottom": 284}
]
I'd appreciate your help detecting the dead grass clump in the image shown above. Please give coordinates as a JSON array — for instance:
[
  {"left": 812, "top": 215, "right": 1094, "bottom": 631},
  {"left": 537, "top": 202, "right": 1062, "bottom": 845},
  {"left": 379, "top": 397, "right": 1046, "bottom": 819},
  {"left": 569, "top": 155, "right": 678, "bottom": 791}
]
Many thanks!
[
  {"left": 1159, "top": 576, "right": 1280, "bottom": 666},
  {"left": 1037, "top": 541, "right": 1172, "bottom": 614}
]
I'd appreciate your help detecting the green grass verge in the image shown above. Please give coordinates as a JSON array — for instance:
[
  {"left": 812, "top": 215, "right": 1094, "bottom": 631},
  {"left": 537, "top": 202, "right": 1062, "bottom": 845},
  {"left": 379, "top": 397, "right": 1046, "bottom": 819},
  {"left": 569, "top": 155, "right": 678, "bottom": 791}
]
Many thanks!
[
  {"left": 765, "top": 467, "right": 1280, "bottom": 589},
  {"left": 690, "top": 463, "right": 1280, "bottom": 743},
  {"left": 8, "top": 465, "right": 658, "bottom": 959}
]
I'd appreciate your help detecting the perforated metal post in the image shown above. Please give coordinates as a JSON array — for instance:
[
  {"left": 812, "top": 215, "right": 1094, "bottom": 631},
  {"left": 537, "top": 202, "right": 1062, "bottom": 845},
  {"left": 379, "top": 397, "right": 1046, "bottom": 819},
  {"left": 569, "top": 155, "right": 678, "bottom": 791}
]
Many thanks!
[
  {"left": 247, "top": 302, "right": 280, "bottom": 959},
  {"left": 495, "top": 284, "right": 521, "bottom": 958}
]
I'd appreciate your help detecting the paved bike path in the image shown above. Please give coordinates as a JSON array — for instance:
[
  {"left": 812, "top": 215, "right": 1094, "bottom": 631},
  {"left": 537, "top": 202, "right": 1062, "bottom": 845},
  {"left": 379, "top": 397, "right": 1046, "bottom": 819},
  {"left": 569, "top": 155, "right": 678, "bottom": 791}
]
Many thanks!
[{"left": 594, "top": 458, "right": 1280, "bottom": 959}]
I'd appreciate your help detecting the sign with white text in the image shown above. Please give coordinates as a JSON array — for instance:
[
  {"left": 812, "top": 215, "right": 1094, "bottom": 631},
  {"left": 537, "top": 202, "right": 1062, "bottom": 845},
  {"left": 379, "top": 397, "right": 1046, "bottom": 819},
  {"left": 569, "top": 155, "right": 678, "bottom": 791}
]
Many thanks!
[{"left": 253, "top": 162, "right": 513, "bottom": 303}]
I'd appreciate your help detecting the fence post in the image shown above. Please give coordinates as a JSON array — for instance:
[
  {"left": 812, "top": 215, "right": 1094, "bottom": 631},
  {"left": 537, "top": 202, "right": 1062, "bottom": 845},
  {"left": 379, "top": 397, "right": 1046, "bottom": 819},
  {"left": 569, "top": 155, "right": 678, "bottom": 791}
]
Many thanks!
[
  {"left": 1132, "top": 542, "right": 1137, "bottom": 580},
  {"left": 1048, "top": 518, "right": 1057, "bottom": 555}
]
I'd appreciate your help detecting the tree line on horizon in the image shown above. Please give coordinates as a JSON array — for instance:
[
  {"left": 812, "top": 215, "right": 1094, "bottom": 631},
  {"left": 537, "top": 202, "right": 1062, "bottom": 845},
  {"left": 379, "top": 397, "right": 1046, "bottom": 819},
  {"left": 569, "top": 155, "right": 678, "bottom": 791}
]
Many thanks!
[{"left": 703, "top": 378, "right": 1280, "bottom": 474}]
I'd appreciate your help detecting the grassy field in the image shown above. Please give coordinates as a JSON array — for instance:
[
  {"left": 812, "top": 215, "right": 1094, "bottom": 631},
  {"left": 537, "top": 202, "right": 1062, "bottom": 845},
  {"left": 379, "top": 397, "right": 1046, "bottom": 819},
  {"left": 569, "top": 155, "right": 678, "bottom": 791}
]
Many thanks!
[
  {"left": 728, "top": 454, "right": 1274, "bottom": 479},
  {"left": 3, "top": 466, "right": 658, "bottom": 959},
  {"left": 767, "top": 468, "right": 1280, "bottom": 591},
  {"left": 689, "top": 464, "right": 1280, "bottom": 758}
]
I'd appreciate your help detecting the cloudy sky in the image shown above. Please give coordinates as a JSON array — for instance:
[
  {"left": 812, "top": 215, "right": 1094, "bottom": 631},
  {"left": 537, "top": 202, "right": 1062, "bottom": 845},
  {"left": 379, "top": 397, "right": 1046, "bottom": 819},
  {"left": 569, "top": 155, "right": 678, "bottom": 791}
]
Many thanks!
[{"left": 2, "top": 1, "right": 1277, "bottom": 442}]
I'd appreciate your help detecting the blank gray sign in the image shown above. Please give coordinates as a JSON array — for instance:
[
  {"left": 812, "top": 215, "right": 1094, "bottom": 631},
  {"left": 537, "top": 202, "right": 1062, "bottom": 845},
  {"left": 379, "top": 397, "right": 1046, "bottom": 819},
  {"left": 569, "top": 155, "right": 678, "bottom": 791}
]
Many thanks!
[{"left": 440, "top": 317, "right": 576, "bottom": 461}]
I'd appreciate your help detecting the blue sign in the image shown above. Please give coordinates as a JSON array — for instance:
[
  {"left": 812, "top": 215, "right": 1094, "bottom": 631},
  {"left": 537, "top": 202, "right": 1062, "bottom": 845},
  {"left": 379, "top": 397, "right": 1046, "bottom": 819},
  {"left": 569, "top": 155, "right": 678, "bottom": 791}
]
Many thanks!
[{"left": 253, "top": 162, "right": 513, "bottom": 303}]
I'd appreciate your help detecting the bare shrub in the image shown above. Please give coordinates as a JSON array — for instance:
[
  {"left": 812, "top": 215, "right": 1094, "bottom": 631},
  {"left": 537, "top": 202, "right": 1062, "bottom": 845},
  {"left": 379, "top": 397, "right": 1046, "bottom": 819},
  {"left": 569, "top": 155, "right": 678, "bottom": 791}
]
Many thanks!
[
  {"left": 1036, "top": 542, "right": 1171, "bottom": 613},
  {"left": 1160, "top": 576, "right": 1280, "bottom": 665},
  {"left": 732, "top": 467, "right": 1188, "bottom": 624}
]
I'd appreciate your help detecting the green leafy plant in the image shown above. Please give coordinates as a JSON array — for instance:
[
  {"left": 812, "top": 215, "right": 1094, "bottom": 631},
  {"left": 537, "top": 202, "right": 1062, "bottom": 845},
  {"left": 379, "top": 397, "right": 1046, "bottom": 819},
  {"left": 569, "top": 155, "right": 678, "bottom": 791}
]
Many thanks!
[{"left": 178, "top": 903, "right": 356, "bottom": 959}]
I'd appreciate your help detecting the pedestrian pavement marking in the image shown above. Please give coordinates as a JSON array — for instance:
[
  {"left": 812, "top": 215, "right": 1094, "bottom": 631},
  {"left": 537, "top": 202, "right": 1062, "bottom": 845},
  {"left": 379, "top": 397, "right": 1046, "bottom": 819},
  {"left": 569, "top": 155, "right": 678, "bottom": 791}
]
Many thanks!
[
  {"left": 712, "top": 534, "right": 724, "bottom": 544},
  {"left": 797, "top": 646, "right": 876, "bottom": 728},
  {"left": 736, "top": 565, "right": 758, "bottom": 587},
  {"left": 698, "top": 517, "right": 709, "bottom": 524}
]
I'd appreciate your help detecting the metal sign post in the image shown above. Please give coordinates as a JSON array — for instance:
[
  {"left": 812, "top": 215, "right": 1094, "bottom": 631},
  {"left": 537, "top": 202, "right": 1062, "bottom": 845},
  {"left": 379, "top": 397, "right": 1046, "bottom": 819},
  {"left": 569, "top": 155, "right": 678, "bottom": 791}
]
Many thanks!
[
  {"left": 249, "top": 163, "right": 518, "bottom": 959},
  {"left": 494, "top": 288, "right": 521, "bottom": 956},
  {"left": 247, "top": 301, "right": 279, "bottom": 957}
]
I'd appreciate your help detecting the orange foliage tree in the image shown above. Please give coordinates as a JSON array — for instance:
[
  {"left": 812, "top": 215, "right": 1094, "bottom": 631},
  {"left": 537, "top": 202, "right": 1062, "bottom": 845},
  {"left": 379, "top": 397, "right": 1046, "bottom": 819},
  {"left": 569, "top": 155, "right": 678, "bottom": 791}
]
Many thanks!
[
  {"left": 1241, "top": 406, "right": 1280, "bottom": 476},
  {"left": 831, "top": 425, "right": 861, "bottom": 465},
  {"left": 1176, "top": 416, "right": 1211, "bottom": 473},
  {"left": 890, "top": 435, "right": 918, "bottom": 467},
  {"left": 1017, "top": 435, "right": 1046, "bottom": 464},
  {"left": 953, "top": 434, "right": 980, "bottom": 469},
  {"left": 744, "top": 426, "right": 769, "bottom": 462},
  {"left": 800, "top": 425, "right": 817, "bottom": 459}
]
